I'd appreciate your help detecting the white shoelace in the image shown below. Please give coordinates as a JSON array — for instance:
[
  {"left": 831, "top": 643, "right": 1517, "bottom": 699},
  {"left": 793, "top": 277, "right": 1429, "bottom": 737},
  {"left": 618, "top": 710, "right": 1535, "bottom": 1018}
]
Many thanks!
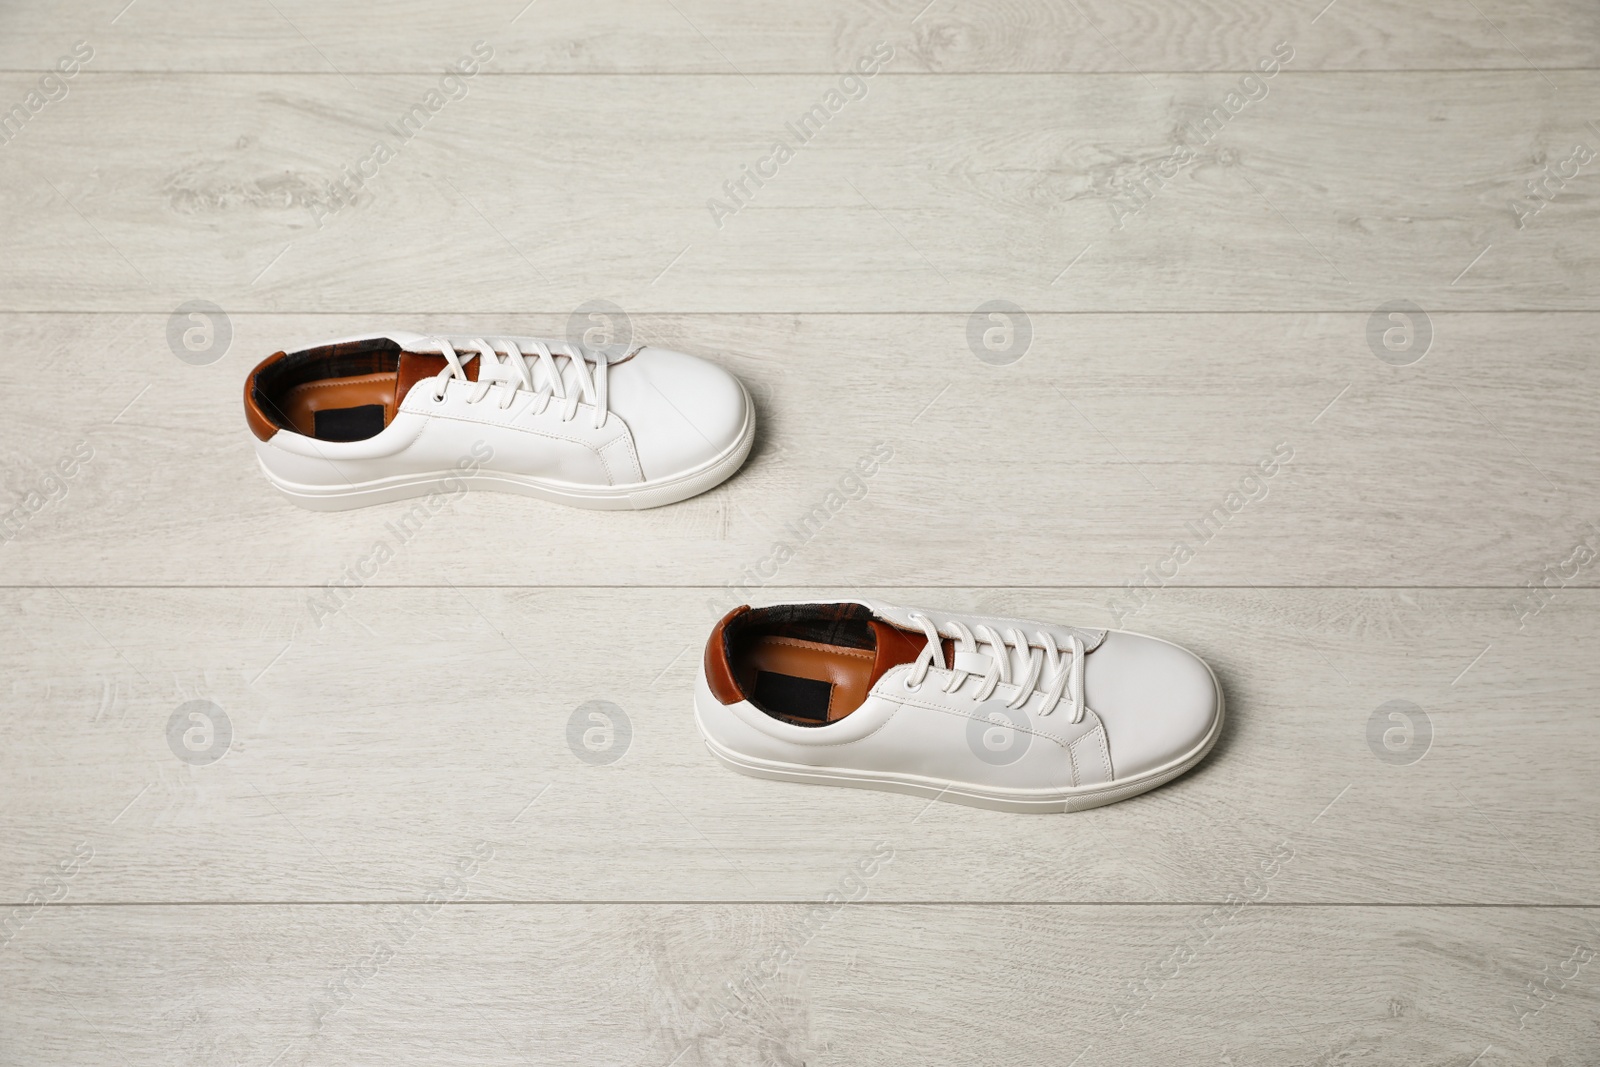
[
  {"left": 903, "top": 612, "right": 1086, "bottom": 723},
  {"left": 427, "top": 336, "right": 610, "bottom": 430}
]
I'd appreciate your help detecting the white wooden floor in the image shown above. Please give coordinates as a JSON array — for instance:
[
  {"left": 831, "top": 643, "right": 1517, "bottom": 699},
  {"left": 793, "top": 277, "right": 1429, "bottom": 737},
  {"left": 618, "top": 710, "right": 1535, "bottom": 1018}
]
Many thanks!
[{"left": 3, "top": 1, "right": 1599, "bottom": 1063}]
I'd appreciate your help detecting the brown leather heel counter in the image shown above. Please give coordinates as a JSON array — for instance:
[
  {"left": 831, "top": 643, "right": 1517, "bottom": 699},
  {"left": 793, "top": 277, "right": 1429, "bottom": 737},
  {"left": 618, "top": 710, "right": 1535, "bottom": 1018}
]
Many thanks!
[
  {"left": 244, "top": 352, "right": 287, "bottom": 442},
  {"left": 704, "top": 605, "right": 751, "bottom": 705}
]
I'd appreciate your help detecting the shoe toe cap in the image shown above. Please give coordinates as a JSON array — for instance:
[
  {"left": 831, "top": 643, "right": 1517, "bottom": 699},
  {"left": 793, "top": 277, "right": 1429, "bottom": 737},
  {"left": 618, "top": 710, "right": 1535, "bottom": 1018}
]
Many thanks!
[
  {"left": 609, "top": 347, "right": 749, "bottom": 481},
  {"left": 1084, "top": 631, "right": 1221, "bottom": 780}
]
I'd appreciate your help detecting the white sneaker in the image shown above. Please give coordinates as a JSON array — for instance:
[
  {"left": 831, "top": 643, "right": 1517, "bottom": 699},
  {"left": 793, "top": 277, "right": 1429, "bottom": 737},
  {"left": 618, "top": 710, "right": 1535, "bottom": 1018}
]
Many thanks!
[
  {"left": 244, "top": 332, "right": 754, "bottom": 511},
  {"left": 695, "top": 600, "right": 1223, "bottom": 813}
]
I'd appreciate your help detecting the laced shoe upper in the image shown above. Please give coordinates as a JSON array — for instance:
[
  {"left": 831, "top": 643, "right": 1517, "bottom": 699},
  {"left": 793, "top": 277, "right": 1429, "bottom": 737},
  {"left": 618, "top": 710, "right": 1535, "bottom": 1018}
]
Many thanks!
[
  {"left": 422, "top": 335, "right": 619, "bottom": 430},
  {"left": 901, "top": 611, "right": 1087, "bottom": 722}
]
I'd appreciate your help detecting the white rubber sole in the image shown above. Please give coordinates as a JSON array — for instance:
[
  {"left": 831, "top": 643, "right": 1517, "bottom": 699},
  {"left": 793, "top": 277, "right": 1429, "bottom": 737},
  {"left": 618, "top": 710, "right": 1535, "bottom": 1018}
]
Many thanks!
[
  {"left": 261, "top": 390, "right": 755, "bottom": 512},
  {"left": 694, "top": 669, "right": 1225, "bottom": 815}
]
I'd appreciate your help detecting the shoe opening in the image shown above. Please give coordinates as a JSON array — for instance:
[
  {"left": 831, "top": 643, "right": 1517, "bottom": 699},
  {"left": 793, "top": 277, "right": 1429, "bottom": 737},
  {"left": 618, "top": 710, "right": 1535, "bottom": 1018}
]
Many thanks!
[
  {"left": 714, "top": 603, "right": 929, "bottom": 727},
  {"left": 247, "top": 338, "right": 477, "bottom": 443}
]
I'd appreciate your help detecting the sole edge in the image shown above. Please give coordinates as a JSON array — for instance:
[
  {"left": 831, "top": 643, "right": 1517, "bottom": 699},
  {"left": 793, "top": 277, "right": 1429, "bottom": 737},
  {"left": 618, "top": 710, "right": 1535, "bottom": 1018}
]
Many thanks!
[
  {"left": 260, "top": 388, "right": 756, "bottom": 512},
  {"left": 694, "top": 679, "right": 1225, "bottom": 815}
]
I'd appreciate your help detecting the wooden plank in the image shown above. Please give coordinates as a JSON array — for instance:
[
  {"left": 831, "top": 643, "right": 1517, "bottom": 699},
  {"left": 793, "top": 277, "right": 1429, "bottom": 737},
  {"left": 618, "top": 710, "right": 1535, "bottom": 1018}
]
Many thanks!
[
  {"left": 0, "top": 72, "right": 1597, "bottom": 312},
  {"left": 0, "top": 312, "right": 1595, "bottom": 587},
  {"left": 2, "top": 902, "right": 1595, "bottom": 1064},
  {"left": 1, "top": 586, "right": 1595, "bottom": 905},
  {"left": 1, "top": 0, "right": 1596, "bottom": 73}
]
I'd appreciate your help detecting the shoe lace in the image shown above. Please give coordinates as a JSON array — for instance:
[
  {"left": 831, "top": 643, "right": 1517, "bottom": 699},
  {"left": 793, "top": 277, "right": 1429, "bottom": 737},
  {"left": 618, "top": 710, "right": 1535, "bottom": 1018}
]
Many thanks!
[
  {"left": 427, "top": 336, "right": 611, "bottom": 430},
  {"left": 903, "top": 612, "right": 1086, "bottom": 723}
]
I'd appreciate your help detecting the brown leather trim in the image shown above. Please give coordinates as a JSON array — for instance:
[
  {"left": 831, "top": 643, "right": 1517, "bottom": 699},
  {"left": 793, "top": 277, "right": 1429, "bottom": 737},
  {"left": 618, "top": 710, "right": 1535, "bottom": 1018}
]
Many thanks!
[
  {"left": 394, "top": 350, "right": 478, "bottom": 409},
  {"left": 703, "top": 605, "right": 750, "bottom": 705},
  {"left": 867, "top": 620, "right": 953, "bottom": 690},
  {"left": 243, "top": 351, "right": 288, "bottom": 441}
]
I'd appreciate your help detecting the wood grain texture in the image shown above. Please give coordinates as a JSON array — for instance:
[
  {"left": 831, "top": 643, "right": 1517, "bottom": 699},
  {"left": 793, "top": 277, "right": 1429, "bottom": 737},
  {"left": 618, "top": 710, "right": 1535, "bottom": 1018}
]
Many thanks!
[
  {"left": 1, "top": 312, "right": 1595, "bottom": 587},
  {"left": 3, "top": 1, "right": 1599, "bottom": 1061},
  {"left": 0, "top": 72, "right": 1597, "bottom": 312},
  {"left": 3, "top": 903, "right": 1597, "bottom": 1065},
  {"left": 1, "top": 0, "right": 1597, "bottom": 72},
  {"left": 2, "top": 586, "right": 1595, "bottom": 905}
]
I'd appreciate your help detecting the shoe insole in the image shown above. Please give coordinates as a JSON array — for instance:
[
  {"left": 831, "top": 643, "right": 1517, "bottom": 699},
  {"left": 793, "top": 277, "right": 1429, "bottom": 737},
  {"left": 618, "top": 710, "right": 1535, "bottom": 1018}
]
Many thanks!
[
  {"left": 273, "top": 350, "right": 488, "bottom": 441},
  {"left": 280, "top": 373, "right": 398, "bottom": 440},
  {"left": 739, "top": 635, "right": 874, "bottom": 724}
]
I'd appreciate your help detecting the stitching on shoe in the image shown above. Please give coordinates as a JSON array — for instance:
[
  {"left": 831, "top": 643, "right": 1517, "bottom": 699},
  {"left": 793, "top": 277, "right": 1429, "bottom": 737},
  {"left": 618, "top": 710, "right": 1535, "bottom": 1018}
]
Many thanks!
[
  {"left": 422, "top": 407, "right": 605, "bottom": 452},
  {"left": 595, "top": 434, "right": 641, "bottom": 486},
  {"left": 890, "top": 689, "right": 1073, "bottom": 748},
  {"left": 1069, "top": 725, "right": 1113, "bottom": 782},
  {"left": 765, "top": 637, "right": 872, "bottom": 660},
  {"left": 614, "top": 428, "right": 643, "bottom": 484},
  {"left": 284, "top": 374, "right": 393, "bottom": 394},
  {"left": 765, "top": 703, "right": 905, "bottom": 749},
  {"left": 594, "top": 437, "right": 622, "bottom": 485}
]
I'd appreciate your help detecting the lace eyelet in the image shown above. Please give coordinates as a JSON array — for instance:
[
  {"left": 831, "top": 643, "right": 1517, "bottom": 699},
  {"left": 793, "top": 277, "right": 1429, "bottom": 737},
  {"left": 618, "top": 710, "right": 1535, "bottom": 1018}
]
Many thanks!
[
  {"left": 902, "top": 675, "right": 921, "bottom": 693},
  {"left": 432, "top": 391, "right": 446, "bottom": 403}
]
